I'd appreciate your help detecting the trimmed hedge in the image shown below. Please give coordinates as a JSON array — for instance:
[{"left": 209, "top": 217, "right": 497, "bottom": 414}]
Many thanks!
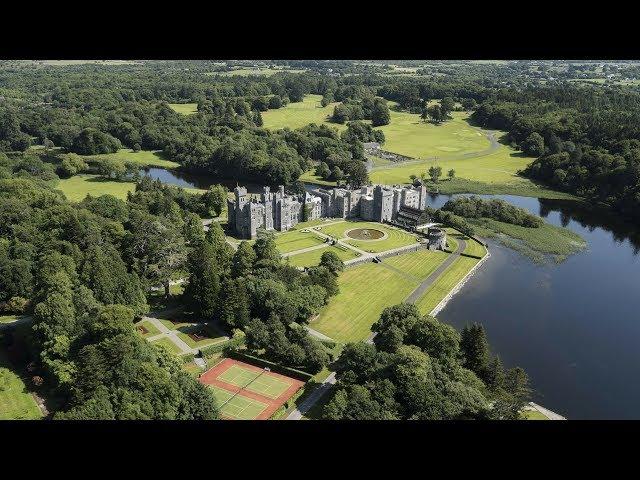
[{"left": 226, "top": 349, "right": 314, "bottom": 382}]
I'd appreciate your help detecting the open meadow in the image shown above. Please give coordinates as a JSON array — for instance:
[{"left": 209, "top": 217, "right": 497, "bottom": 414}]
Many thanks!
[
  {"left": 84, "top": 149, "right": 180, "bottom": 169},
  {"left": 168, "top": 103, "right": 198, "bottom": 115},
  {"left": 262, "top": 95, "right": 344, "bottom": 131}
]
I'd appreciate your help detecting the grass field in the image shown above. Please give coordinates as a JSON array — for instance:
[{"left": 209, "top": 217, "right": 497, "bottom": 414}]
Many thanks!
[
  {"left": 168, "top": 103, "right": 198, "bottom": 115},
  {"left": 84, "top": 149, "right": 179, "bottom": 169},
  {"left": 299, "top": 170, "right": 337, "bottom": 186},
  {"left": 316, "top": 220, "right": 419, "bottom": 253},
  {"left": 310, "top": 262, "right": 417, "bottom": 342},
  {"left": 423, "top": 177, "right": 579, "bottom": 200},
  {"left": 415, "top": 256, "right": 479, "bottom": 315},
  {"left": 135, "top": 320, "right": 160, "bottom": 338},
  {"left": 383, "top": 249, "right": 449, "bottom": 281},
  {"left": 274, "top": 229, "right": 326, "bottom": 254},
  {"left": 150, "top": 336, "right": 182, "bottom": 355},
  {"left": 521, "top": 409, "right": 550, "bottom": 420},
  {"left": 214, "top": 68, "right": 306, "bottom": 77},
  {"left": 287, "top": 245, "right": 359, "bottom": 268},
  {"left": 56, "top": 175, "right": 137, "bottom": 201},
  {"left": 176, "top": 330, "right": 225, "bottom": 349},
  {"left": 0, "top": 351, "right": 43, "bottom": 420},
  {"left": 463, "top": 238, "right": 487, "bottom": 258},
  {"left": 0, "top": 315, "right": 22, "bottom": 324},
  {"left": 262, "top": 95, "right": 344, "bottom": 131}
]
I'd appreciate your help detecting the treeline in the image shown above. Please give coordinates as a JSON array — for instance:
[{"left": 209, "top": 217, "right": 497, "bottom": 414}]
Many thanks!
[
  {"left": 183, "top": 228, "right": 343, "bottom": 373},
  {"left": 442, "top": 196, "right": 544, "bottom": 228},
  {"left": 323, "top": 304, "right": 531, "bottom": 420},
  {"left": 471, "top": 85, "right": 640, "bottom": 222},
  {"left": 0, "top": 164, "right": 220, "bottom": 419}
]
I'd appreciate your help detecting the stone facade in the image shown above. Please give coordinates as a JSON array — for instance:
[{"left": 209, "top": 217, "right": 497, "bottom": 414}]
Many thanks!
[
  {"left": 228, "top": 183, "right": 429, "bottom": 239},
  {"left": 427, "top": 227, "right": 447, "bottom": 251}
]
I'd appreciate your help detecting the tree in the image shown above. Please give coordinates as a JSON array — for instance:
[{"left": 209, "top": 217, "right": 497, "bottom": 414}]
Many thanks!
[
  {"left": 71, "top": 128, "right": 121, "bottom": 155},
  {"left": 268, "top": 96, "right": 283, "bottom": 109},
  {"left": 460, "top": 323, "right": 491, "bottom": 378},
  {"left": 96, "top": 158, "right": 126, "bottom": 180},
  {"left": 371, "top": 99, "right": 391, "bottom": 127},
  {"left": 218, "top": 278, "right": 250, "bottom": 328},
  {"left": 447, "top": 169, "right": 456, "bottom": 180},
  {"left": 253, "top": 230, "right": 280, "bottom": 266},
  {"left": 330, "top": 166, "right": 344, "bottom": 183},
  {"left": 344, "top": 160, "right": 368, "bottom": 188},
  {"left": 428, "top": 165, "right": 442, "bottom": 183},
  {"left": 319, "top": 250, "right": 344, "bottom": 274},
  {"left": 231, "top": 241, "right": 256, "bottom": 278},
  {"left": 440, "top": 97, "right": 455, "bottom": 117},
  {"left": 307, "top": 266, "right": 338, "bottom": 301},
  {"left": 253, "top": 110, "right": 263, "bottom": 127},
  {"left": 427, "top": 104, "right": 445, "bottom": 124},
  {"left": 522, "top": 132, "right": 545, "bottom": 157},
  {"left": 58, "top": 153, "right": 87, "bottom": 178},
  {"left": 183, "top": 241, "right": 221, "bottom": 319},
  {"left": 315, "top": 162, "right": 331, "bottom": 179},
  {"left": 202, "top": 184, "right": 227, "bottom": 217}
]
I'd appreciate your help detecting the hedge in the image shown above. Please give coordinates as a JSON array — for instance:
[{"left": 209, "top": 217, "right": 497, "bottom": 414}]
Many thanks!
[
  {"left": 225, "top": 349, "right": 314, "bottom": 382},
  {"left": 180, "top": 353, "right": 195, "bottom": 364}
]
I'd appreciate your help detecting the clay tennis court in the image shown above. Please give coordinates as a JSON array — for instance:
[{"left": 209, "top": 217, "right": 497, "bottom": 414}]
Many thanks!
[{"left": 200, "top": 358, "right": 305, "bottom": 420}]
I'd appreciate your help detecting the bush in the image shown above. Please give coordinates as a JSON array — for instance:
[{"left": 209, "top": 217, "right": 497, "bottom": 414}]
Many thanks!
[
  {"left": 1, "top": 296, "right": 30, "bottom": 314},
  {"left": 180, "top": 353, "right": 195, "bottom": 364},
  {"left": 199, "top": 334, "right": 245, "bottom": 358}
]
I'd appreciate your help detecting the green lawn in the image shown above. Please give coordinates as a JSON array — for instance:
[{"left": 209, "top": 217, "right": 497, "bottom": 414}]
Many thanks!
[
  {"left": 262, "top": 95, "right": 345, "bottom": 131},
  {"left": 463, "top": 238, "right": 487, "bottom": 258},
  {"left": 299, "top": 170, "right": 337, "bottom": 187},
  {"left": 84, "top": 149, "right": 179, "bottom": 169},
  {"left": 383, "top": 249, "right": 449, "bottom": 281},
  {"left": 158, "top": 318, "right": 193, "bottom": 331},
  {"left": 274, "top": 228, "right": 326, "bottom": 254},
  {"left": 0, "top": 315, "right": 22, "bottom": 324},
  {"left": 56, "top": 174, "right": 137, "bottom": 201},
  {"left": 135, "top": 320, "right": 161, "bottom": 338},
  {"left": 286, "top": 245, "right": 359, "bottom": 268},
  {"left": 182, "top": 362, "right": 202, "bottom": 377},
  {"left": 376, "top": 109, "right": 490, "bottom": 159},
  {"left": 422, "top": 177, "right": 579, "bottom": 200},
  {"left": 176, "top": 329, "right": 226, "bottom": 349},
  {"left": 168, "top": 103, "right": 198, "bottom": 115},
  {"left": 521, "top": 409, "right": 550, "bottom": 420},
  {"left": 310, "top": 262, "right": 417, "bottom": 342},
  {"left": 0, "top": 351, "right": 43, "bottom": 420},
  {"left": 316, "top": 221, "right": 419, "bottom": 253},
  {"left": 150, "top": 336, "right": 183, "bottom": 355},
  {"left": 415, "top": 256, "right": 479, "bottom": 315}
]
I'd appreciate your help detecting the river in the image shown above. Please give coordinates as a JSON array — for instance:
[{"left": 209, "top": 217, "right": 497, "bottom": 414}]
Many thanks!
[{"left": 145, "top": 167, "right": 640, "bottom": 419}]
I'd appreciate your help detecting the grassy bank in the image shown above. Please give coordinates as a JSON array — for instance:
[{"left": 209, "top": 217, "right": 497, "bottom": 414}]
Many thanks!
[
  {"left": 422, "top": 178, "right": 580, "bottom": 200},
  {"left": 470, "top": 218, "right": 586, "bottom": 263},
  {"left": 84, "top": 149, "right": 180, "bottom": 169}
]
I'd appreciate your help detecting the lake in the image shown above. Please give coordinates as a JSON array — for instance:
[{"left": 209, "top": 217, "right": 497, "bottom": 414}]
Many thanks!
[{"left": 425, "top": 194, "right": 640, "bottom": 419}]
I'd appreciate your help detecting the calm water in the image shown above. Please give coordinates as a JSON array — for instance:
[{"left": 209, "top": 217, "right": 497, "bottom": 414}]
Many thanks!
[
  {"left": 152, "top": 167, "right": 640, "bottom": 418},
  {"left": 425, "top": 194, "right": 640, "bottom": 419}
]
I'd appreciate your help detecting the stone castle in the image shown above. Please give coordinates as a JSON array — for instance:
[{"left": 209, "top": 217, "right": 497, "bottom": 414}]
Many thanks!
[{"left": 228, "top": 183, "right": 429, "bottom": 239}]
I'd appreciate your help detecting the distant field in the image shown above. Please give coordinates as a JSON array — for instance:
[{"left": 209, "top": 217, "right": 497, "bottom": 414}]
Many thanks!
[
  {"left": 311, "top": 262, "right": 416, "bottom": 342},
  {"left": 262, "top": 95, "right": 344, "bottom": 131},
  {"left": 287, "top": 245, "right": 359, "bottom": 268},
  {"left": 168, "top": 103, "right": 198, "bottom": 115},
  {"left": 299, "top": 170, "right": 337, "bottom": 186},
  {"left": 214, "top": 68, "right": 306, "bottom": 77},
  {"left": 56, "top": 175, "right": 137, "bottom": 202},
  {"left": 415, "top": 256, "right": 479, "bottom": 315},
  {"left": 84, "top": 149, "right": 179, "bottom": 169}
]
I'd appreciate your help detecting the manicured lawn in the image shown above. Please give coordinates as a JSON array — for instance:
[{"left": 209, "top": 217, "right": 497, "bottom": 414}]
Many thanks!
[
  {"left": 0, "top": 351, "right": 43, "bottom": 420},
  {"left": 422, "top": 177, "right": 578, "bottom": 200},
  {"left": 158, "top": 318, "right": 193, "bottom": 331},
  {"left": 463, "top": 238, "right": 487, "bottom": 258},
  {"left": 310, "top": 262, "right": 417, "bottom": 342},
  {"left": 176, "top": 330, "right": 226, "bottom": 349},
  {"left": 522, "top": 409, "right": 549, "bottom": 420},
  {"left": 376, "top": 109, "right": 490, "bottom": 159},
  {"left": 262, "top": 95, "right": 345, "bottom": 131},
  {"left": 135, "top": 320, "right": 161, "bottom": 338},
  {"left": 182, "top": 362, "right": 202, "bottom": 377},
  {"left": 84, "top": 149, "right": 179, "bottom": 169},
  {"left": 274, "top": 228, "right": 326, "bottom": 254},
  {"left": 415, "top": 256, "right": 480, "bottom": 315},
  {"left": 286, "top": 245, "right": 359, "bottom": 268},
  {"left": 56, "top": 174, "right": 137, "bottom": 202},
  {"left": 370, "top": 156, "right": 394, "bottom": 167},
  {"left": 150, "top": 336, "right": 183, "bottom": 355},
  {"left": 383, "top": 249, "right": 449, "bottom": 281},
  {"left": 168, "top": 103, "right": 198, "bottom": 115},
  {"left": 299, "top": 170, "right": 337, "bottom": 187},
  {"left": 369, "top": 146, "right": 537, "bottom": 187},
  {"left": 316, "top": 220, "right": 419, "bottom": 253}
]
